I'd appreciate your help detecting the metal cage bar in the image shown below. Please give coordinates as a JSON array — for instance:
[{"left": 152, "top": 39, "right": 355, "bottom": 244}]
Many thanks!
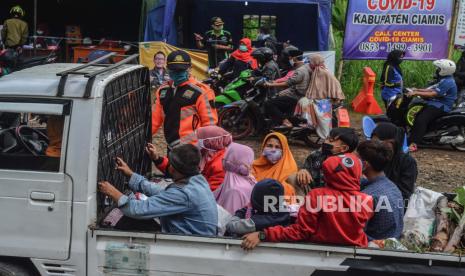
[{"left": 96, "top": 67, "right": 152, "bottom": 223}]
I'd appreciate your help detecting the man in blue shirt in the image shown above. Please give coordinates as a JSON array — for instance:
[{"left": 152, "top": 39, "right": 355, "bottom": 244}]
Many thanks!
[
  {"left": 359, "top": 140, "right": 404, "bottom": 241},
  {"left": 407, "top": 59, "right": 457, "bottom": 151},
  {"left": 99, "top": 144, "right": 218, "bottom": 236}
]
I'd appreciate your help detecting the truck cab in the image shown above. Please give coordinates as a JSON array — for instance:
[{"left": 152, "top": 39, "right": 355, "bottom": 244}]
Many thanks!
[{"left": 0, "top": 57, "right": 463, "bottom": 276}]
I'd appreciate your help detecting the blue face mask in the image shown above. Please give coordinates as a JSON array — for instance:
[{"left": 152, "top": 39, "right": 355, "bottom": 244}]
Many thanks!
[
  {"left": 239, "top": 45, "right": 248, "bottom": 52},
  {"left": 169, "top": 70, "right": 189, "bottom": 86}
]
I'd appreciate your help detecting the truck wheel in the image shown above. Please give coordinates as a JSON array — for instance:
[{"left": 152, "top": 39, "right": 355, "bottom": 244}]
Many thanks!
[{"left": 0, "top": 261, "right": 34, "bottom": 276}]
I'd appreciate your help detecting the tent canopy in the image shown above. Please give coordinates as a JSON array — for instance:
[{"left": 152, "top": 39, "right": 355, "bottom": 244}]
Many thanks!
[{"left": 145, "top": 0, "right": 331, "bottom": 51}]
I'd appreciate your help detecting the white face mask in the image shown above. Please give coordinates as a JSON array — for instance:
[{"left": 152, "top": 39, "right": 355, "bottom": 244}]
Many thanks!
[{"left": 289, "top": 59, "right": 295, "bottom": 67}]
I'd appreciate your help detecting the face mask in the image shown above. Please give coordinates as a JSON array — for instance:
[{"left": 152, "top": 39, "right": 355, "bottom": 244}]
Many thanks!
[
  {"left": 223, "top": 159, "right": 250, "bottom": 176},
  {"left": 262, "top": 148, "right": 282, "bottom": 164},
  {"left": 213, "top": 25, "right": 223, "bottom": 32},
  {"left": 239, "top": 45, "right": 248, "bottom": 52},
  {"left": 321, "top": 143, "right": 334, "bottom": 156},
  {"left": 197, "top": 139, "right": 215, "bottom": 151},
  {"left": 289, "top": 59, "right": 295, "bottom": 67},
  {"left": 169, "top": 70, "right": 189, "bottom": 86}
]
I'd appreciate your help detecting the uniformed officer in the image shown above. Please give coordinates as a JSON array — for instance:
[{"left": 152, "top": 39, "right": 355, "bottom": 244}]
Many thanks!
[
  {"left": 194, "top": 17, "right": 233, "bottom": 69},
  {"left": 152, "top": 50, "right": 218, "bottom": 148}
]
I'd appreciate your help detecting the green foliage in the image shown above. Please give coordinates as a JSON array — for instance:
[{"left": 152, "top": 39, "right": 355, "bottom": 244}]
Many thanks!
[
  {"left": 332, "top": 0, "right": 348, "bottom": 32},
  {"left": 454, "top": 186, "right": 465, "bottom": 207}
]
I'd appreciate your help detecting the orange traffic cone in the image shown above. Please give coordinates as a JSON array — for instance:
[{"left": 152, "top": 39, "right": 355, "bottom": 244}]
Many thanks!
[{"left": 351, "top": 67, "right": 383, "bottom": 115}]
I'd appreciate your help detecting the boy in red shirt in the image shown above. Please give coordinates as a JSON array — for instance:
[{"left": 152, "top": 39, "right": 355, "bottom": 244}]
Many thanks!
[{"left": 242, "top": 153, "right": 374, "bottom": 249}]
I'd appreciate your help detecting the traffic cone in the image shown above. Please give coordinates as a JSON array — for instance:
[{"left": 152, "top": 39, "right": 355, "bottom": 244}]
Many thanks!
[{"left": 351, "top": 67, "right": 383, "bottom": 115}]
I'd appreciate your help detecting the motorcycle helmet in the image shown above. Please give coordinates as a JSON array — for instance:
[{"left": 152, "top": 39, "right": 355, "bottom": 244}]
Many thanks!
[
  {"left": 281, "top": 46, "right": 299, "bottom": 58},
  {"left": 251, "top": 47, "right": 274, "bottom": 64},
  {"left": 10, "top": 6, "right": 25, "bottom": 17},
  {"left": 433, "top": 59, "right": 456, "bottom": 77}
]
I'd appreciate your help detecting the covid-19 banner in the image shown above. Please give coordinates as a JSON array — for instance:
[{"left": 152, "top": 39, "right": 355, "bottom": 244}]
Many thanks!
[{"left": 343, "top": 0, "right": 454, "bottom": 60}]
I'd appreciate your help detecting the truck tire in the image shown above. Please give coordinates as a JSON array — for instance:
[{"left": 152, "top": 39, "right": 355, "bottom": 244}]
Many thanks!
[{"left": 0, "top": 261, "right": 33, "bottom": 276}]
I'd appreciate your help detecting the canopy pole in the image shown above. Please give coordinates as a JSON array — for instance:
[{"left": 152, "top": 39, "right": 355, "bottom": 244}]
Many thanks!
[{"left": 33, "top": 0, "right": 37, "bottom": 56}]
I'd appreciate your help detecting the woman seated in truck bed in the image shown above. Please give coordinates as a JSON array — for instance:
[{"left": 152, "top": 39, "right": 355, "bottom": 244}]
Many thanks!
[
  {"left": 98, "top": 144, "right": 218, "bottom": 236},
  {"left": 149, "top": 126, "right": 232, "bottom": 192}
]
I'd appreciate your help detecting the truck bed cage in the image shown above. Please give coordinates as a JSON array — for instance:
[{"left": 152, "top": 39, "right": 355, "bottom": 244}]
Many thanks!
[{"left": 56, "top": 53, "right": 139, "bottom": 98}]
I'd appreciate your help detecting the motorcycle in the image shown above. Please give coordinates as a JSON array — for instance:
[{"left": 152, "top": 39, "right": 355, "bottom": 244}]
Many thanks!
[
  {"left": 0, "top": 48, "right": 57, "bottom": 77},
  {"left": 213, "top": 69, "right": 257, "bottom": 108},
  {"left": 381, "top": 89, "right": 465, "bottom": 151},
  {"left": 218, "top": 79, "right": 339, "bottom": 147}
]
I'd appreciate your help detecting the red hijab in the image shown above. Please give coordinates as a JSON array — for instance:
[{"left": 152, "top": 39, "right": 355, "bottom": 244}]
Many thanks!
[{"left": 231, "top": 38, "right": 258, "bottom": 69}]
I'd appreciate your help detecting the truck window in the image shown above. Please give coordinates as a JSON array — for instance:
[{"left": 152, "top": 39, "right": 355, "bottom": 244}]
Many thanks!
[{"left": 0, "top": 112, "right": 66, "bottom": 172}]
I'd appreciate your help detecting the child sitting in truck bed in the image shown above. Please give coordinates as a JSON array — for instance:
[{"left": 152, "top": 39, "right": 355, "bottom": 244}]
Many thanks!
[
  {"left": 241, "top": 154, "right": 374, "bottom": 249},
  {"left": 98, "top": 144, "right": 218, "bottom": 236},
  {"left": 226, "top": 179, "right": 291, "bottom": 237}
]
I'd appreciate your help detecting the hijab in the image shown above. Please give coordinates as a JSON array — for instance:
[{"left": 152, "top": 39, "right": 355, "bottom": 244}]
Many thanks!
[
  {"left": 214, "top": 143, "right": 256, "bottom": 214},
  {"left": 196, "top": 126, "right": 232, "bottom": 170},
  {"left": 371, "top": 122, "right": 405, "bottom": 182},
  {"left": 231, "top": 38, "right": 258, "bottom": 70},
  {"left": 380, "top": 50, "right": 405, "bottom": 83},
  {"left": 252, "top": 132, "right": 298, "bottom": 199},
  {"left": 305, "top": 54, "right": 345, "bottom": 100}
]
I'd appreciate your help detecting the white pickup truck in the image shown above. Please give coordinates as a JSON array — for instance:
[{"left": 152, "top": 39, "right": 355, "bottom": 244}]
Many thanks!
[{"left": 0, "top": 56, "right": 463, "bottom": 276}]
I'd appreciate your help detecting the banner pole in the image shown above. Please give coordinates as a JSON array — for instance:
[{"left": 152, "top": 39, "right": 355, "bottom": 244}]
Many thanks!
[
  {"left": 337, "top": 58, "right": 344, "bottom": 81},
  {"left": 337, "top": 0, "right": 350, "bottom": 81},
  {"left": 449, "top": 0, "right": 460, "bottom": 59}
]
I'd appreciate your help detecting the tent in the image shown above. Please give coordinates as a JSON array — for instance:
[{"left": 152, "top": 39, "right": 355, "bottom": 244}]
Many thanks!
[{"left": 144, "top": 0, "right": 332, "bottom": 51}]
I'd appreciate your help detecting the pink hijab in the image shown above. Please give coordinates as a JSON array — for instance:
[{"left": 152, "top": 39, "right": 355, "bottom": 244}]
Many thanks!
[
  {"left": 196, "top": 126, "right": 233, "bottom": 170},
  {"left": 214, "top": 143, "right": 256, "bottom": 214}
]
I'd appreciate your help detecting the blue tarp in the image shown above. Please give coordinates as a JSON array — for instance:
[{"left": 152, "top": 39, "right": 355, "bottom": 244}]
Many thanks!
[
  {"left": 144, "top": 0, "right": 331, "bottom": 51},
  {"left": 144, "top": 0, "right": 178, "bottom": 44}
]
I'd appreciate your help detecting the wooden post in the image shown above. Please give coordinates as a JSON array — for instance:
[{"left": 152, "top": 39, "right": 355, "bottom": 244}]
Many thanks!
[
  {"left": 449, "top": 0, "right": 461, "bottom": 59},
  {"left": 337, "top": 58, "right": 344, "bottom": 81}
]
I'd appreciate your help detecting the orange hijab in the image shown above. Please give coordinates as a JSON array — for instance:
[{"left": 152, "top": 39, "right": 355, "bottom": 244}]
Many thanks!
[{"left": 252, "top": 132, "right": 298, "bottom": 199}]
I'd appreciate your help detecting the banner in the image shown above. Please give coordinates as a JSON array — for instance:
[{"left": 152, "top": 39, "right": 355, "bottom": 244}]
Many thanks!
[
  {"left": 343, "top": 0, "right": 454, "bottom": 60},
  {"left": 139, "top": 41, "right": 209, "bottom": 80},
  {"left": 455, "top": 0, "right": 465, "bottom": 47}
]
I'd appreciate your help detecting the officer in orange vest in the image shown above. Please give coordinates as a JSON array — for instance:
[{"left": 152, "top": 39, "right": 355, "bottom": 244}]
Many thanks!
[{"left": 152, "top": 50, "right": 218, "bottom": 148}]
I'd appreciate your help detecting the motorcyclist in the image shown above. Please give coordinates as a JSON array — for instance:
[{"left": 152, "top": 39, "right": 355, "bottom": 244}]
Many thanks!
[
  {"left": 1, "top": 6, "right": 29, "bottom": 49},
  {"left": 251, "top": 47, "right": 281, "bottom": 95},
  {"left": 380, "top": 50, "right": 405, "bottom": 108},
  {"left": 263, "top": 48, "right": 311, "bottom": 127},
  {"left": 407, "top": 59, "right": 457, "bottom": 152},
  {"left": 218, "top": 38, "right": 258, "bottom": 80}
]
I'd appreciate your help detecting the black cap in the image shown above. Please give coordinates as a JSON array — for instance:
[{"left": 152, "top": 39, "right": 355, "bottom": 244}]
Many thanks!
[
  {"left": 288, "top": 48, "right": 303, "bottom": 58},
  {"left": 168, "top": 144, "right": 201, "bottom": 177},
  {"left": 167, "top": 50, "right": 191, "bottom": 71}
]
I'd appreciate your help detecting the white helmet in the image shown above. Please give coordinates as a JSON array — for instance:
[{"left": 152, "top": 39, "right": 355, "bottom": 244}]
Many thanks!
[{"left": 433, "top": 59, "right": 456, "bottom": 76}]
